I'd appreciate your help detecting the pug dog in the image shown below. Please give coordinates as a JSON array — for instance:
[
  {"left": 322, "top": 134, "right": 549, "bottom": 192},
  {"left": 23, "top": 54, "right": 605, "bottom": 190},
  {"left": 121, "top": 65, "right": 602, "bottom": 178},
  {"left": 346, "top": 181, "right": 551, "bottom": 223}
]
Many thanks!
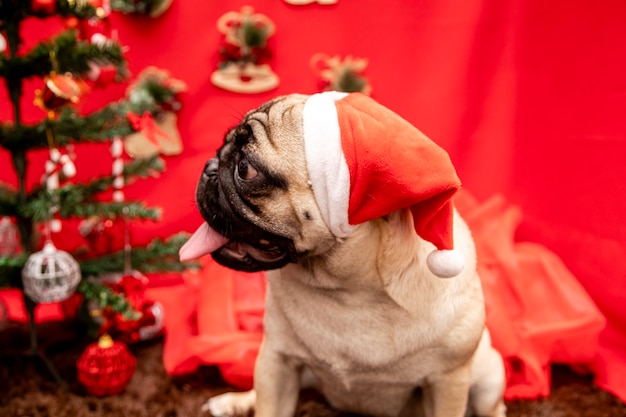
[{"left": 179, "top": 92, "right": 506, "bottom": 417}]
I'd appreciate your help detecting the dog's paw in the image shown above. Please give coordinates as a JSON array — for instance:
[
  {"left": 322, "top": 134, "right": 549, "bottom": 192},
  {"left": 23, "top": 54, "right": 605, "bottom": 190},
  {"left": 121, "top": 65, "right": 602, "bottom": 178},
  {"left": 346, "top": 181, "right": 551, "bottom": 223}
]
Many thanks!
[{"left": 201, "top": 390, "right": 256, "bottom": 417}]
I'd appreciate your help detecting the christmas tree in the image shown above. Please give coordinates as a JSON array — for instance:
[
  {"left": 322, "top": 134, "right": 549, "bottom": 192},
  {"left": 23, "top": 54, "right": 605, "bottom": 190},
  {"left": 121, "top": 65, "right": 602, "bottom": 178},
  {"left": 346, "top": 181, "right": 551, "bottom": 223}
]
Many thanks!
[{"left": 0, "top": 0, "right": 192, "bottom": 381}]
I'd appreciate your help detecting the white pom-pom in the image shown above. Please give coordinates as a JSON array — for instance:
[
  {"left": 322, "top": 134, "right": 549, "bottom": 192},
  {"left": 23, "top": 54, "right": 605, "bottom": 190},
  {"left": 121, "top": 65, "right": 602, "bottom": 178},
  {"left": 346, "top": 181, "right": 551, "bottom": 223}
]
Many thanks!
[{"left": 426, "top": 249, "right": 465, "bottom": 278}]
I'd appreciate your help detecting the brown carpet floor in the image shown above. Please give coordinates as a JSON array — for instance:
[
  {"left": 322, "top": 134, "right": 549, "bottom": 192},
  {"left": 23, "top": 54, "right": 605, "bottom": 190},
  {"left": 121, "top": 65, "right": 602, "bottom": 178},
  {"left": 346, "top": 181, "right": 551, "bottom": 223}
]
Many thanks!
[{"left": 1, "top": 320, "right": 624, "bottom": 417}]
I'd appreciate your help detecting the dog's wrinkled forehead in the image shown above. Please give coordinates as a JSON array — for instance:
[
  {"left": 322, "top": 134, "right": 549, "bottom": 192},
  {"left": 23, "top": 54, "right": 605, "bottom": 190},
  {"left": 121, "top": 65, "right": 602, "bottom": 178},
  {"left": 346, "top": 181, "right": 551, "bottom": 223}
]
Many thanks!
[
  {"left": 225, "top": 94, "right": 308, "bottom": 145},
  {"left": 220, "top": 94, "right": 310, "bottom": 172}
]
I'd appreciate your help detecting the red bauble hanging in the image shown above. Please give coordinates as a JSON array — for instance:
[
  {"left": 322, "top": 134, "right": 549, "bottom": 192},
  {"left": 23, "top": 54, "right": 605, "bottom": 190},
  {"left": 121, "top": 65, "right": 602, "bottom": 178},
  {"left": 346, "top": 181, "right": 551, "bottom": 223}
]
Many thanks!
[{"left": 76, "top": 334, "right": 136, "bottom": 396}]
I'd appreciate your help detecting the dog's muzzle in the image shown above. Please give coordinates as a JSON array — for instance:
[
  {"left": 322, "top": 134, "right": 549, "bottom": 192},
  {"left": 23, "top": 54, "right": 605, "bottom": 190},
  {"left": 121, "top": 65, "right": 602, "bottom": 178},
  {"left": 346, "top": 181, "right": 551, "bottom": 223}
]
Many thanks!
[{"left": 179, "top": 157, "right": 296, "bottom": 272}]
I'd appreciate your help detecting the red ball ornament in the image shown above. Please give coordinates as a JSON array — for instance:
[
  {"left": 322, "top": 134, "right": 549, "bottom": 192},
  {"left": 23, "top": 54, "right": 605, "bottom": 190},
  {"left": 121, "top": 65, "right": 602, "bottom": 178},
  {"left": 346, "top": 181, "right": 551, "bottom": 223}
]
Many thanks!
[{"left": 76, "top": 334, "right": 136, "bottom": 396}]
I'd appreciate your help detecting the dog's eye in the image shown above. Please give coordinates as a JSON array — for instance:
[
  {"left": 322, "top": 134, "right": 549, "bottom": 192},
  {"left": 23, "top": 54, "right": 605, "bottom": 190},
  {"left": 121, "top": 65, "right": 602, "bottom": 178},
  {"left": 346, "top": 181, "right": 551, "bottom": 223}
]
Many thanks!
[{"left": 237, "top": 155, "right": 258, "bottom": 180}]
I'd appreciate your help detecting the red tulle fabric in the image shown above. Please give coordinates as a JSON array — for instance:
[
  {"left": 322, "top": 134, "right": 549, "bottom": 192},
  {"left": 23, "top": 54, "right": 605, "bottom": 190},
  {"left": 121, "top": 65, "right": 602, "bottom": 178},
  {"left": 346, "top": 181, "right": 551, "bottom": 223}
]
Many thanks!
[
  {"left": 454, "top": 191, "right": 606, "bottom": 399},
  {"left": 156, "top": 260, "right": 265, "bottom": 389}
]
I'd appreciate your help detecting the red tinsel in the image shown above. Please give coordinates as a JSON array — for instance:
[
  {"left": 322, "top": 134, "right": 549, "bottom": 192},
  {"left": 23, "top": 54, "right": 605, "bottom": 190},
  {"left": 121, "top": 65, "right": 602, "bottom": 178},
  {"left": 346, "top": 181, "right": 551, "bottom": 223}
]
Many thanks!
[{"left": 76, "top": 334, "right": 136, "bottom": 396}]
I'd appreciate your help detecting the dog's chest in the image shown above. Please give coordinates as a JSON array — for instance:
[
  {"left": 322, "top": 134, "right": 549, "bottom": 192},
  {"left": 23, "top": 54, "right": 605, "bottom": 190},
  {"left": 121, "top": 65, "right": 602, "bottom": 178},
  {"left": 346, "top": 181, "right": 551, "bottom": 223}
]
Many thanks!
[
  {"left": 264, "top": 272, "right": 451, "bottom": 382},
  {"left": 264, "top": 274, "right": 454, "bottom": 417}
]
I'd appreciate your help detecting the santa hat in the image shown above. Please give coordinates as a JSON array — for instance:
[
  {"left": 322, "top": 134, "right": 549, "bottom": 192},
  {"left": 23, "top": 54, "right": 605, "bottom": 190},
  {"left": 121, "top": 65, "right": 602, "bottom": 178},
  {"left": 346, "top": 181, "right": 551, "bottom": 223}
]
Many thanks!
[{"left": 302, "top": 91, "right": 464, "bottom": 278}]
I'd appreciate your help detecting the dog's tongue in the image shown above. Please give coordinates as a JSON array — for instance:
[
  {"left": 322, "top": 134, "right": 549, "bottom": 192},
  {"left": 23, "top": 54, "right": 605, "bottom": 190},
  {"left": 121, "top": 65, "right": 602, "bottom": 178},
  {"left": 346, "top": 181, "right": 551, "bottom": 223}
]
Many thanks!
[{"left": 179, "top": 223, "right": 229, "bottom": 262}]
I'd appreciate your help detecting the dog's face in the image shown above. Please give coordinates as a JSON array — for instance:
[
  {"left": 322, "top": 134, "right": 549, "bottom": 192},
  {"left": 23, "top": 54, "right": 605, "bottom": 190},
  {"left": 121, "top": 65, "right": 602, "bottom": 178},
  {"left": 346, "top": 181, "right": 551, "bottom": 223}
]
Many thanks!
[{"left": 193, "top": 94, "right": 336, "bottom": 272}]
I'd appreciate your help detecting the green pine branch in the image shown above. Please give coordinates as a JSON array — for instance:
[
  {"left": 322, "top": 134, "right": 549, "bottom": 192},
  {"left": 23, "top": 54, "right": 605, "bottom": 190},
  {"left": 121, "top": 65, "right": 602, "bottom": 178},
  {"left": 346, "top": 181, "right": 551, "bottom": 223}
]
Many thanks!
[
  {"left": 22, "top": 193, "right": 161, "bottom": 224},
  {"left": 78, "top": 280, "right": 140, "bottom": 320},
  {"left": 0, "top": 1, "right": 98, "bottom": 26},
  {"left": 0, "top": 182, "right": 18, "bottom": 217},
  {"left": 0, "top": 234, "right": 198, "bottom": 290},
  {"left": 0, "top": 74, "right": 181, "bottom": 152},
  {"left": 2, "top": 156, "right": 164, "bottom": 222},
  {"left": 79, "top": 233, "right": 198, "bottom": 276},
  {"left": 0, "top": 29, "right": 127, "bottom": 81}
]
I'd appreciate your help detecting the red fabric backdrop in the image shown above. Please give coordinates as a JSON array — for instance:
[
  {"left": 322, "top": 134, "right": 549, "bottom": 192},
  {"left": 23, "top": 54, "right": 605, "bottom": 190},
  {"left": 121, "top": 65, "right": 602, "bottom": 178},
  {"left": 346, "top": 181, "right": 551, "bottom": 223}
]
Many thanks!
[{"left": 1, "top": 0, "right": 625, "bottom": 402}]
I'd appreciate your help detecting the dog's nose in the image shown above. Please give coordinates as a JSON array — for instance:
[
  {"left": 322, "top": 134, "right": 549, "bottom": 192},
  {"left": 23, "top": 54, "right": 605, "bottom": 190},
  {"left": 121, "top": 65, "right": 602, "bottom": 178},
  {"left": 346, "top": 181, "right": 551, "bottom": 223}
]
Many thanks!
[{"left": 204, "top": 158, "right": 218, "bottom": 177}]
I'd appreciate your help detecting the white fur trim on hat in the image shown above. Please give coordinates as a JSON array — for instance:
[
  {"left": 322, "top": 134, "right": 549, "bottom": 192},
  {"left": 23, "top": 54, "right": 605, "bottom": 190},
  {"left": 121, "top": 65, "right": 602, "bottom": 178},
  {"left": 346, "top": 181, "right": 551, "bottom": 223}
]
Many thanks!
[{"left": 303, "top": 91, "right": 354, "bottom": 237}]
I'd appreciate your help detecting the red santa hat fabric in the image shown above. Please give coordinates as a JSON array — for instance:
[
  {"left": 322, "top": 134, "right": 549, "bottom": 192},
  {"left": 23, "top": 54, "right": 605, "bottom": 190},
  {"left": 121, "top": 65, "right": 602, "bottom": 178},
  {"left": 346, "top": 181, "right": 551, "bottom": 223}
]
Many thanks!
[{"left": 302, "top": 91, "right": 464, "bottom": 277}]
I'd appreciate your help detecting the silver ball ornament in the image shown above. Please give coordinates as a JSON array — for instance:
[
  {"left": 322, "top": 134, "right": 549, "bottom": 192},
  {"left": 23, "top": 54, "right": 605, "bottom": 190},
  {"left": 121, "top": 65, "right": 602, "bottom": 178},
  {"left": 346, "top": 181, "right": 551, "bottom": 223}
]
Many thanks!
[{"left": 22, "top": 242, "right": 81, "bottom": 303}]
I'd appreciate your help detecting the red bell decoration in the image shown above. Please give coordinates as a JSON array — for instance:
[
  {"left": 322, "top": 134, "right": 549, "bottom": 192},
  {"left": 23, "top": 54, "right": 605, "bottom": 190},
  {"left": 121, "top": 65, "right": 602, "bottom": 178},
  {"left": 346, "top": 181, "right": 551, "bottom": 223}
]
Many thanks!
[
  {"left": 34, "top": 73, "right": 82, "bottom": 113},
  {"left": 76, "top": 334, "right": 136, "bottom": 396}
]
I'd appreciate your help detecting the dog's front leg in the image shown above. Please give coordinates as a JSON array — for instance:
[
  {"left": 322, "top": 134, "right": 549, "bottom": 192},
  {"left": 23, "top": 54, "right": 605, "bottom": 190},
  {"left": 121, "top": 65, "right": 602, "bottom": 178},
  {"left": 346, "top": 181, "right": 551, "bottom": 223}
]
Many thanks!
[
  {"left": 254, "top": 341, "right": 301, "bottom": 417},
  {"left": 423, "top": 365, "right": 471, "bottom": 417}
]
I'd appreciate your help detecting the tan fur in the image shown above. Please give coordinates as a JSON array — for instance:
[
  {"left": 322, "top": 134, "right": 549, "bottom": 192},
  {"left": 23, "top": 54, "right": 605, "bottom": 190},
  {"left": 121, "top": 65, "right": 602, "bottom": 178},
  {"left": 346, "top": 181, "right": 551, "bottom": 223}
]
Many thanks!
[{"left": 202, "top": 95, "right": 506, "bottom": 417}]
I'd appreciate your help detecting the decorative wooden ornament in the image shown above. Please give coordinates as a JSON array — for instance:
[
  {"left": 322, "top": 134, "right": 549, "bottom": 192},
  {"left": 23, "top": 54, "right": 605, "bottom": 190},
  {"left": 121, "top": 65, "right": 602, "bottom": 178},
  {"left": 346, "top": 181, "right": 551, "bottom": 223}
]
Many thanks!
[
  {"left": 76, "top": 334, "right": 136, "bottom": 396},
  {"left": 211, "top": 63, "right": 280, "bottom": 94},
  {"left": 21, "top": 241, "right": 81, "bottom": 303},
  {"left": 311, "top": 53, "right": 372, "bottom": 95},
  {"left": 211, "top": 6, "right": 279, "bottom": 94},
  {"left": 124, "top": 111, "right": 182, "bottom": 158}
]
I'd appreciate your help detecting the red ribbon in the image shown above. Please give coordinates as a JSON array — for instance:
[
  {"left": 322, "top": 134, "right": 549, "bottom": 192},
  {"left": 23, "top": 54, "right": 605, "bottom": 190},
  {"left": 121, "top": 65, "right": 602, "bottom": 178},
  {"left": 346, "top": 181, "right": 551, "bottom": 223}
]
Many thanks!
[{"left": 126, "top": 111, "right": 171, "bottom": 149}]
